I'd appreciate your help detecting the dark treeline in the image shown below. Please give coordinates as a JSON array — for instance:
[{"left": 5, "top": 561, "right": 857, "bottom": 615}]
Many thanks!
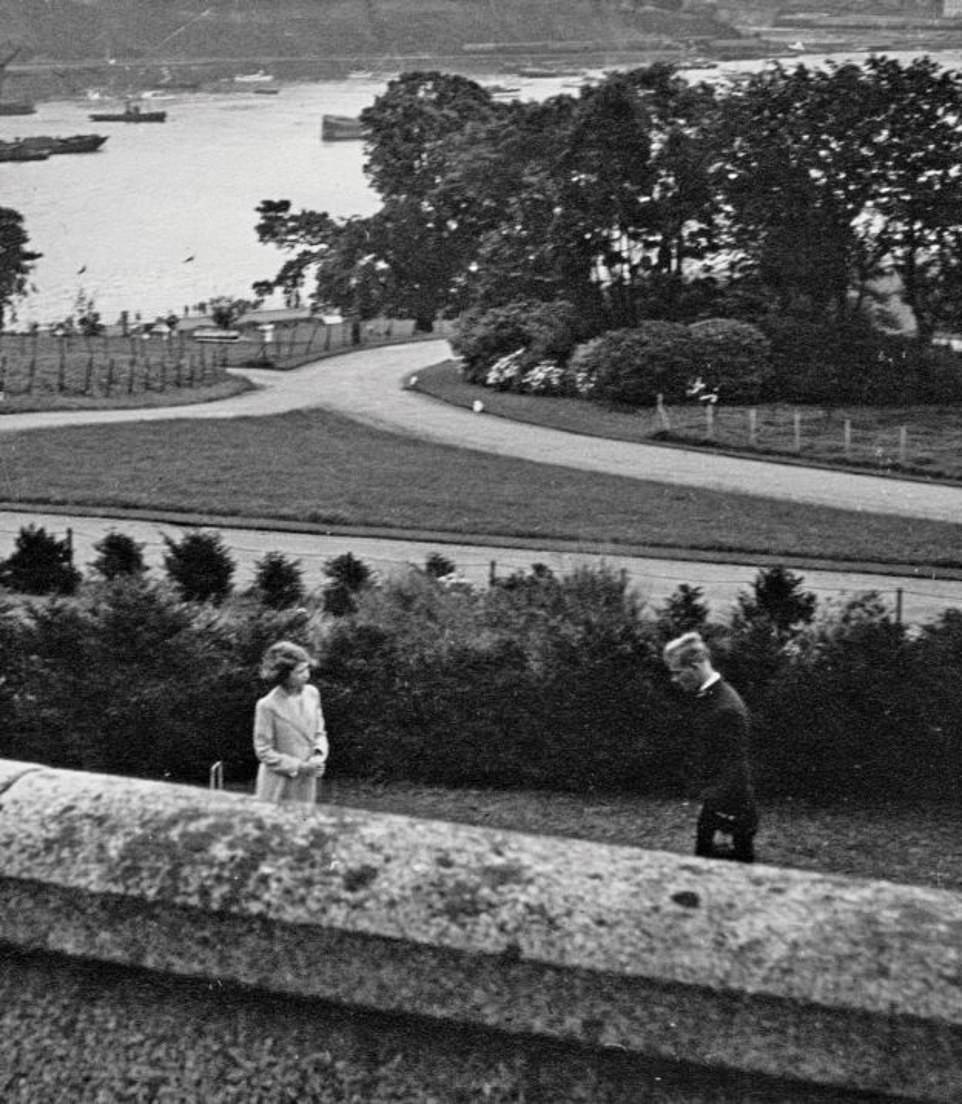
[{"left": 256, "top": 59, "right": 962, "bottom": 405}]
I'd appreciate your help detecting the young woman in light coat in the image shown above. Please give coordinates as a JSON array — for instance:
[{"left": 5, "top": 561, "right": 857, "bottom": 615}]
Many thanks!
[{"left": 253, "top": 640, "right": 329, "bottom": 805}]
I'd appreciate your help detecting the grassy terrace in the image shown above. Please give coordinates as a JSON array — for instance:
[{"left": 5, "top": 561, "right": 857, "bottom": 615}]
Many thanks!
[
  {"left": 2, "top": 405, "right": 962, "bottom": 567},
  {"left": 413, "top": 361, "right": 962, "bottom": 483}
]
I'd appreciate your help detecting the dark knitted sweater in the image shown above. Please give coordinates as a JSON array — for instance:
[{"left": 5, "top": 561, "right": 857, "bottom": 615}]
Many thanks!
[{"left": 691, "top": 678, "right": 756, "bottom": 814}]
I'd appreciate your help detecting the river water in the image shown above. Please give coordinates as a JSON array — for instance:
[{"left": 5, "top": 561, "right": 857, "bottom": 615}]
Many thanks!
[{"left": 2, "top": 50, "right": 957, "bottom": 327}]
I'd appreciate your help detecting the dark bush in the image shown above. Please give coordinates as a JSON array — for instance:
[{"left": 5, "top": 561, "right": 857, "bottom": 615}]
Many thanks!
[
  {"left": 323, "top": 551, "right": 372, "bottom": 616},
  {"left": 687, "top": 317, "right": 772, "bottom": 403},
  {"left": 759, "top": 315, "right": 962, "bottom": 405},
  {"left": 0, "top": 525, "right": 81, "bottom": 596},
  {"left": 17, "top": 580, "right": 238, "bottom": 781},
  {"left": 451, "top": 300, "right": 581, "bottom": 383},
  {"left": 252, "top": 551, "right": 305, "bottom": 609},
  {"left": 570, "top": 321, "right": 699, "bottom": 406},
  {"left": 424, "top": 551, "right": 456, "bottom": 578},
  {"left": 89, "top": 531, "right": 147, "bottom": 580},
  {"left": 162, "top": 530, "right": 235, "bottom": 604}
]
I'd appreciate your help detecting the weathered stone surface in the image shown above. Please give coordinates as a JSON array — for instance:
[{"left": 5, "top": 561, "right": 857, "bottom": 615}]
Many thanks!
[{"left": 0, "top": 760, "right": 959, "bottom": 1101}]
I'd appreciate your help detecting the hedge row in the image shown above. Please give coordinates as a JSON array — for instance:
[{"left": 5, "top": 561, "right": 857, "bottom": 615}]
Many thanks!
[
  {"left": 1, "top": 563, "right": 960, "bottom": 805},
  {"left": 451, "top": 303, "right": 962, "bottom": 407}
]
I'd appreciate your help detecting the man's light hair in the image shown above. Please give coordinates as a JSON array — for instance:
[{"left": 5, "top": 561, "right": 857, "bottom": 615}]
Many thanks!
[{"left": 663, "top": 631, "right": 711, "bottom": 667}]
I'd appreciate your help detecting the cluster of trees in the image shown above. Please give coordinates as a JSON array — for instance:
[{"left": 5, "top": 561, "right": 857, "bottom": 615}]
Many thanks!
[
  {"left": 0, "top": 524, "right": 376, "bottom": 614},
  {"left": 255, "top": 58, "right": 962, "bottom": 400},
  {"left": 1, "top": 550, "right": 959, "bottom": 806}
]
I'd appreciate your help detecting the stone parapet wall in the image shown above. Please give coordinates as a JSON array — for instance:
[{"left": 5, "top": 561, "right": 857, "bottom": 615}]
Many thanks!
[{"left": 0, "top": 759, "right": 959, "bottom": 1102}]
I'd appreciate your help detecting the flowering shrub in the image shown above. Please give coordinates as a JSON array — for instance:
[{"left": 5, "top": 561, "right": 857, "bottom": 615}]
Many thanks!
[
  {"left": 452, "top": 300, "right": 581, "bottom": 383},
  {"left": 485, "top": 348, "right": 527, "bottom": 390}
]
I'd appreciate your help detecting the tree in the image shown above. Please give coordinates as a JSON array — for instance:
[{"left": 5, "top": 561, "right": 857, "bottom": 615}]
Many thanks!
[
  {"left": 713, "top": 61, "right": 887, "bottom": 322},
  {"left": 252, "top": 551, "right": 305, "bottom": 609},
  {"left": 0, "top": 525, "right": 81, "bottom": 596},
  {"left": 162, "top": 530, "right": 235, "bottom": 603},
  {"left": 256, "top": 72, "right": 498, "bottom": 332},
  {"left": 860, "top": 56, "right": 962, "bottom": 345},
  {"left": 0, "top": 207, "right": 40, "bottom": 329},
  {"left": 90, "top": 531, "right": 147, "bottom": 580},
  {"left": 713, "top": 56, "right": 962, "bottom": 343}
]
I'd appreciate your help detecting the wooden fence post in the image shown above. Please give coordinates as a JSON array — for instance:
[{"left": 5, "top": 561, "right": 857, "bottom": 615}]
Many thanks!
[
  {"left": 898, "top": 426, "right": 907, "bottom": 466},
  {"left": 793, "top": 410, "right": 801, "bottom": 452},
  {"left": 656, "top": 393, "right": 671, "bottom": 430},
  {"left": 844, "top": 418, "right": 852, "bottom": 458},
  {"left": 748, "top": 408, "right": 757, "bottom": 447}
]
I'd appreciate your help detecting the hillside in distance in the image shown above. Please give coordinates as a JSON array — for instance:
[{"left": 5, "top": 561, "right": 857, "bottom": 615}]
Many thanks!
[{"left": 2, "top": 0, "right": 737, "bottom": 62}]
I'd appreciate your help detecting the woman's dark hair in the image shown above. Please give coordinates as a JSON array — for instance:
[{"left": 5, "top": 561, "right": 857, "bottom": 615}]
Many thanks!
[{"left": 259, "top": 640, "right": 315, "bottom": 686}]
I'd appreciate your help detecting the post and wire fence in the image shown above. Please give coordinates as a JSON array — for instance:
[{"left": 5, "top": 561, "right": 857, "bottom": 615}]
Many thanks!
[{"left": 655, "top": 396, "right": 928, "bottom": 474}]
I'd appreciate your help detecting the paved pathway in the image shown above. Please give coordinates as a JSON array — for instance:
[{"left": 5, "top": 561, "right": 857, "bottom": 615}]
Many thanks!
[{"left": 3, "top": 338, "right": 962, "bottom": 522}]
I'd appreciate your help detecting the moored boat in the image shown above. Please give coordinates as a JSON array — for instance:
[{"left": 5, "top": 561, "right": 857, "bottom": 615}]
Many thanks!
[
  {"left": 234, "top": 69, "right": 274, "bottom": 83},
  {"left": 15, "top": 134, "right": 108, "bottom": 155},
  {"left": 89, "top": 102, "right": 166, "bottom": 123},
  {"left": 0, "top": 143, "right": 48, "bottom": 162},
  {"left": 0, "top": 101, "right": 36, "bottom": 115},
  {"left": 321, "top": 114, "right": 364, "bottom": 141}
]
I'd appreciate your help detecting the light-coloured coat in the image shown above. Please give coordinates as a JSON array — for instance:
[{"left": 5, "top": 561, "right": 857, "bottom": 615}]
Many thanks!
[{"left": 253, "top": 684, "right": 328, "bottom": 804}]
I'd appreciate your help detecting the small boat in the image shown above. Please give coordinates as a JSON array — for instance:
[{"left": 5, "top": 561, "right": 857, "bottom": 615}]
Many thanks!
[
  {"left": 13, "top": 134, "right": 107, "bottom": 155},
  {"left": 0, "top": 101, "right": 36, "bottom": 115},
  {"left": 139, "top": 89, "right": 175, "bottom": 100},
  {"left": 483, "top": 83, "right": 522, "bottom": 97},
  {"left": 321, "top": 114, "right": 364, "bottom": 141},
  {"left": 0, "top": 143, "right": 48, "bottom": 162},
  {"left": 346, "top": 69, "right": 374, "bottom": 80},
  {"left": 234, "top": 69, "right": 274, "bottom": 83},
  {"left": 89, "top": 102, "right": 167, "bottom": 123}
]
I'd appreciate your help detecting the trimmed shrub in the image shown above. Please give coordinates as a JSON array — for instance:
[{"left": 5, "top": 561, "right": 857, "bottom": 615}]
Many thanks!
[
  {"left": 162, "top": 530, "right": 235, "bottom": 604},
  {"left": 252, "top": 551, "right": 305, "bottom": 609},
  {"left": 89, "top": 531, "right": 147, "bottom": 580},
  {"left": 0, "top": 525, "right": 81, "bottom": 596},
  {"left": 323, "top": 551, "right": 373, "bottom": 616},
  {"left": 569, "top": 321, "right": 699, "bottom": 406},
  {"left": 451, "top": 300, "right": 580, "bottom": 383},
  {"left": 687, "top": 317, "right": 772, "bottom": 403}
]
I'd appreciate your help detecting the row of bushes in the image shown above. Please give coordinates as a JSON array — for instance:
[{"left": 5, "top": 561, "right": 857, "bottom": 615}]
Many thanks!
[
  {"left": 452, "top": 301, "right": 962, "bottom": 407},
  {"left": 1, "top": 558, "right": 959, "bottom": 805},
  {"left": 0, "top": 524, "right": 379, "bottom": 614}
]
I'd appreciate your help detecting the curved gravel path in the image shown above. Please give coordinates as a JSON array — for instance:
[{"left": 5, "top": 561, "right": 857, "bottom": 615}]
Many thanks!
[{"left": 2, "top": 339, "right": 962, "bottom": 523}]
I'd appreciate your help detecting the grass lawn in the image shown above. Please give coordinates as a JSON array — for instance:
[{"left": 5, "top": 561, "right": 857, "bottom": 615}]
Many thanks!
[
  {"left": 3, "top": 406, "right": 962, "bottom": 567},
  {"left": 321, "top": 777, "right": 962, "bottom": 893},
  {"left": 413, "top": 361, "right": 962, "bottom": 483}
]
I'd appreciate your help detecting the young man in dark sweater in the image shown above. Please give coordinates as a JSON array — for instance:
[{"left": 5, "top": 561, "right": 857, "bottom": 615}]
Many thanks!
[{"left": 663, "top": 631, "right": 759, "bottom": 863}]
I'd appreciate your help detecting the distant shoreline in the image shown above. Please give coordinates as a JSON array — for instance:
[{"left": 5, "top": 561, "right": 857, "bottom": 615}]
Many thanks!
[{"left": 8, "top": 35, "right": 962, "bottom": 104}]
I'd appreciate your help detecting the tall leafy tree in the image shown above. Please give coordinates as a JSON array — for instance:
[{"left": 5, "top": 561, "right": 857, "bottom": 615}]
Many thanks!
[
  {"left": 256, "top": 72, "right": 497, "bottom": 330},
  {"left": 0, "top": 207, "right": 39, "bottom": 329},
  {"left": 862, "top": 55, "right": 962, "bottom": 344},
  {"left": 713, "top": 61, "right": 887, "bottom": 321}
]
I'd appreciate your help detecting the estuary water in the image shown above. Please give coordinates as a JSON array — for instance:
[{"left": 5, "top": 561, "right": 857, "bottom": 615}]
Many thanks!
[{"left": 2, "top": 49, "right": 956, "bottom": 327}]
